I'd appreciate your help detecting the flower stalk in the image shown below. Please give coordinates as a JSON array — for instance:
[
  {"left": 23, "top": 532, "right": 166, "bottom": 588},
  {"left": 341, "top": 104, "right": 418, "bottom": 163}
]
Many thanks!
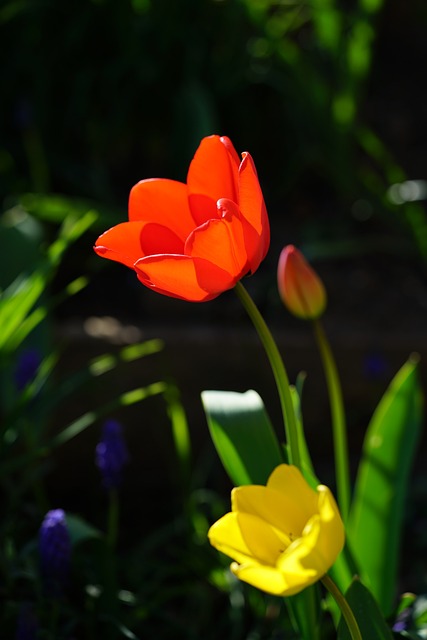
[
  {"left": 234, "top": 282, "right": 300, "bottom": 469},
  {"left": 322, "top": 574, "right": 362, "bottom": 640},
  {"left": 107, "top": 488, "right": 119, "bottom": 550},
  {"left": 313, "top": 319, "right": 350, "bottom": 522}
]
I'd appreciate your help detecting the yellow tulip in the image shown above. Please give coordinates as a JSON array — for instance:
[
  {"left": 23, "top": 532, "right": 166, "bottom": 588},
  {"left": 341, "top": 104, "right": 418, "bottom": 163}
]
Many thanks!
[{"left": 208, "top": 464, "right": 344, "bottom": 596}]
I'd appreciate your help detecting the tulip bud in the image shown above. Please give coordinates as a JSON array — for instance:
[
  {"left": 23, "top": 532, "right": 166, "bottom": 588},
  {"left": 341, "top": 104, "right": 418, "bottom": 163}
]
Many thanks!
[
  {"left": 277, "top": 245, "right": 326, "bottom": 320},
  {"left": 95, "top": 419, "right": 129, "bottom": 490}
]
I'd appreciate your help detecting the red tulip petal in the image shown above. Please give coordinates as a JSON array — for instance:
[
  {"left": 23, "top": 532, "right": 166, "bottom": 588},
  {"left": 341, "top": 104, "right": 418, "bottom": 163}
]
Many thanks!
[
  {"left": 94, "top": 222, "right": 148, "bottom": 268},
  {"left": 185, "top": 199, "right": 248, "bottom": 279},
  {"left": 187, "top": 135, "right": 239, "bottom": 226},
  {"left": 220, "top": 136, "right": 241, "bottom": 167},
  {"left": 129, "top": 178, "right": 195, "bottom": 241},
  {"left": 139, "top": 223, "right": 184, "bottom": 255},
  {"left": 134, "top": 254, "right": 235, "bottom": 302},
  {"left": 238, "top": 152, "right": 270, "bottom": 272}
]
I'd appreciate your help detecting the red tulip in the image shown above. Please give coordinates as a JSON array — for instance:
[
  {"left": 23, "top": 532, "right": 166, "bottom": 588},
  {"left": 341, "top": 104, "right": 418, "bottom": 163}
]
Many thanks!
[
  {"left": 94, "top": 135, "right": 270, "bottom": 302},
  {"left": 277, "top": 245, "right": 326, "bottom": 320}
]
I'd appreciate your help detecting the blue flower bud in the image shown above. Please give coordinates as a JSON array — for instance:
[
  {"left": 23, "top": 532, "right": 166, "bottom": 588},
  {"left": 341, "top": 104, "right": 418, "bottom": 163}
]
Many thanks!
[
  {"left": 39, "top": 509, "right": 71, "bottom": 595},
  {"left": 95, "top": 419, "right": 129, "bottom": 490}
]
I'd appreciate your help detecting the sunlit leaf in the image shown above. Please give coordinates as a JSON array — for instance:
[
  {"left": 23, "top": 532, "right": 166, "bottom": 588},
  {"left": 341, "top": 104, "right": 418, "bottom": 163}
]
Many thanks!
[
  {"left": 201, "top": 389, "right": 283, "bottom": 486},
  {"left": 348, "top": 355, "right": 423, "bottom": 616}
]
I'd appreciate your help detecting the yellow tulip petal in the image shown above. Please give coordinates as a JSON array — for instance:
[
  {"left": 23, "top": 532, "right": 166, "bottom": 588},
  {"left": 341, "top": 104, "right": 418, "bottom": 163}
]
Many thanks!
[
  {"left": 277, "top": 486, "right": 344, "bottom": 579},
  {"left": 236, "top": 512, "right": 287, "bottom": 565},
  {"left": 208, "top": 513, "right": 255, "bottom": 566},
  {"left": 209, "top": 512, "right": 286, "bottom": 566},
  {"left": 267, "top": 465, "right": 318, "bottom": 515},
  {"left": 232, "top": 485, "right": 310, "bottom": 540},
  {"left": 235, "top": 558, "right": 322, "bottom": 596},
  {"left": 231, "top": 561, "right": 292, "bottom": 596},
  {"left": 313, "top": 486, "right": 345, "bottom": 563},
  {"left": 277, "top": 516, "right": 324, "bottom": 577}
]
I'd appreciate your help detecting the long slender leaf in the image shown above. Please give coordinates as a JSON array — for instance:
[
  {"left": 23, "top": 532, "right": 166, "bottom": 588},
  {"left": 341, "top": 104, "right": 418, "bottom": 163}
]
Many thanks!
[
  {"left": 0, "top": 382, "right": 167, "bottom": 476},
  {"left": 164, "top": 383, "right": 192, "bottom": 486},
  {"left": 348, "top": 355, "right": 423, "bottom": 616},
  {"left": 2, "top": 339, "right": 164, "bottom": 434},
  {"left": 0, "top": 210, "right": 97, "bottom": 352},
  {"left": 6, "top": 275, "right": 89, "bottom": 352}
]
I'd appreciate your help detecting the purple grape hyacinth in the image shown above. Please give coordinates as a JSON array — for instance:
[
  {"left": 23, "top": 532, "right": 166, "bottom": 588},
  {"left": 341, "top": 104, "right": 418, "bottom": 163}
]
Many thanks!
[
  {"left": 14, "top": 348, "right": 41, "bottom": 391},
  {"left": 39, "top": 509, "right": 71, "bottom": 595},
  {"left": 95, "top": 419, "right": 129, "bottom": 490}
]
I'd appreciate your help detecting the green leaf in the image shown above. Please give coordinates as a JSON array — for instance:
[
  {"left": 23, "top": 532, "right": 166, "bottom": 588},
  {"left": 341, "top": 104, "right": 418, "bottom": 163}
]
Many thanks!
[
  {"left": 348, "top": 355, "right": 423, "bottom": 616},
  {"left": 65, "top": 513, "right": 102, "bottom": 545},
  {"left": 0, "top": 210, "right": 97, "bottom": 352},
  {"left": 201, "top": 389, "right": 283, "bottom": 486},
  {"left": 337, "top": 579, "right": 394, "bottom": 639},
  {"left": 164, "top": 383, "right": 192, "bottom": 484}
]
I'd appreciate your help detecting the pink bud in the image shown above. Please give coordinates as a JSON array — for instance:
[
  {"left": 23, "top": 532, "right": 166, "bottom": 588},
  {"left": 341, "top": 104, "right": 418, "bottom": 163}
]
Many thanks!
[{"left": 277, "top": 245, "right": 326, "bottom": 320}]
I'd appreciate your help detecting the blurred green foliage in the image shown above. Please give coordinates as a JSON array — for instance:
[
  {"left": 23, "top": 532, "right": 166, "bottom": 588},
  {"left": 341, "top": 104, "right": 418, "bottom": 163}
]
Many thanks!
[{"left": 2, "top": 0, "right": 427, "bottom": 262}]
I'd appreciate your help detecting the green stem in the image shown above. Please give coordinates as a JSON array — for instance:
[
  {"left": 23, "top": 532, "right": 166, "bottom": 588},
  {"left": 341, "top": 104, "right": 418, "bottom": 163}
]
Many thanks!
[
  {"left": 313, "top": 319, "right": 350, "bottom": 522},
  {"left": 322, "top": 574, "right": 362, "bottom": 640},
  {"left": 48, "top": 599, "right": 60, "bottom": 640},
  {"left": 103, "top": 489, "right": 119, "bottom": 639},
  {"left": 107, "top": 488, "right": 119, "bottom": 550},
  {"left": 234, "top": 282, "right": 300, "bottom": 468}
]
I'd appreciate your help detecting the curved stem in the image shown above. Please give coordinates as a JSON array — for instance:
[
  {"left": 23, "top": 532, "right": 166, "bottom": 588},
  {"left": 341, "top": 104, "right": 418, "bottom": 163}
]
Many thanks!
[
  {"left": 234, "top": 282, "right": 300, "bottom": 468},
  {"left": 313, "top": 319, "right": 350, "bottom": 522},
  {"left": 322, "top": 574, "right": 362, "bottom": 640}
]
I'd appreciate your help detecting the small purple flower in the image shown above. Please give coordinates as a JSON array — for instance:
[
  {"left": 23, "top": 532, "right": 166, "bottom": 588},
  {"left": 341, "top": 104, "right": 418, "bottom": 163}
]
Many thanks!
[
  {"left": 392, "top": 605, "right": 412, "bottom": 633},
  {"left": 14, "top": 348, "right": 41, "bottom": 391},
  {"left": 39, "top": 509, "right": 71, "bottom": 595},
  {"left": 15, "top": 603, "right": 38, "bottom": 640},
  {"left": 95, "top": 419, "right": 129, "bottom": 490}
]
